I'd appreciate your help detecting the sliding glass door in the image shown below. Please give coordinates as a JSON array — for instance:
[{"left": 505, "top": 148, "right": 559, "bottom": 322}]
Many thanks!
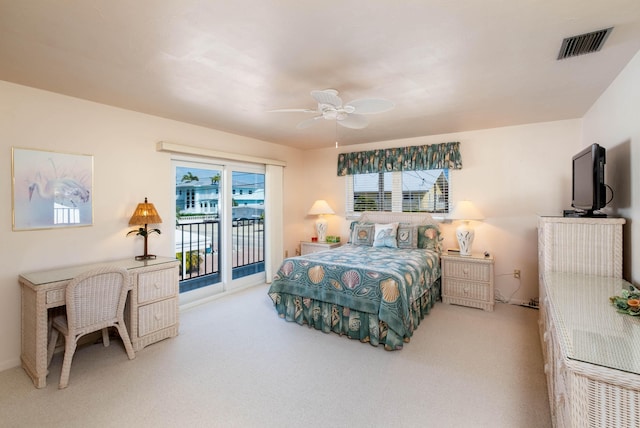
[
  {"left": 230, "top": 170, "right": 265, "bottom": 279},
  {"left": 174, "top": 160, "right": 265, "bottom": 296}
]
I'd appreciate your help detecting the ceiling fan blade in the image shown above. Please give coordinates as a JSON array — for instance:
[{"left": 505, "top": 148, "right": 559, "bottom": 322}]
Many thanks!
[
  {"left": 311, "top": 89, "right": 342, "bottom": 108},
  {"left": 345, "top": 98, "right": 395, "bottom": 114},
  {"left": 268, "top": 108, "right": 317, "bottom": 113},
  {"left": 337, "top": 114, "right": 369, "bottom": 129},
  {"left": 296, "top": 115, "right": 324, "bottom": 129}
]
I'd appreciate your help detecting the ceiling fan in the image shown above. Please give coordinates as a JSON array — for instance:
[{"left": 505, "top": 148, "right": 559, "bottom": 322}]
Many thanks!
[{"left": 270, "top": 89, "right": 394, "bottom": 130}]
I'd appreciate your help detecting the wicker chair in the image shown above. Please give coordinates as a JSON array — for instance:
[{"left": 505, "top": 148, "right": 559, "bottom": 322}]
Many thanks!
[{"left": 47, "top": 266, "right": 136, "bottom": 388}]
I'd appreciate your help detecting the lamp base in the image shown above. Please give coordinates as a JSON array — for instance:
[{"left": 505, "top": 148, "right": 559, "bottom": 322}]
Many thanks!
[
  {"left": 455, "top": 221, "right": 475, "bottom": 256},
  {"left": 135, "top": 254, "right": 157, "bottom": 261},
  {"left": 316, "top": 217, "right": 328, "bottom": 243}
]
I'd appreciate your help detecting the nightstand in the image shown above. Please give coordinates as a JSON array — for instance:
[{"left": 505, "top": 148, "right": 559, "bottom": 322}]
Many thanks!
[
  {"left": 300, "top": 241, "right": 342, "bottom": 255},
  {"left": 441, "top": 253, "right": 494, "bottom": 311}
]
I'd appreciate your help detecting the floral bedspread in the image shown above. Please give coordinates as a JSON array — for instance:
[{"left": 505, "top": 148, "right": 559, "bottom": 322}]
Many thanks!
[{"left": 268, "top": 245, "right": 440, "bottom": 341}]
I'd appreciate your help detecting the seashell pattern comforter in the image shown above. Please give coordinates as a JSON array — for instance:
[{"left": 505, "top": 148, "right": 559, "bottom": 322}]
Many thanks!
[{"left": 268, "top": 244, "right": 441, "bottom": 350}]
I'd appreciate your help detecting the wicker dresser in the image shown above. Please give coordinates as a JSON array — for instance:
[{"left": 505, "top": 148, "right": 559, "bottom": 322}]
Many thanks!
[{"left": 537, "top": 217, "right": 640, "bottom": 427}]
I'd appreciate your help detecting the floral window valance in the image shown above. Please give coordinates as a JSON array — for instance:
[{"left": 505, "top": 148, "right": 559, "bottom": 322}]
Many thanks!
[{"left": 336, "top": 142, "right": 462, "bottom": 176}]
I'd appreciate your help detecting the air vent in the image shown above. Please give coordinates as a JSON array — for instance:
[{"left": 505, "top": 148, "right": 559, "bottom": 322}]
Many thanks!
[{"left": 557, "top": 27, "right": 613, "bottom": 60}]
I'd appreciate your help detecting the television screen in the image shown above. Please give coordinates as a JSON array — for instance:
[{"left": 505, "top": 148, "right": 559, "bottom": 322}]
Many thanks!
[{"left": 570, "top": 143, "right": 606, "bottom": 217}]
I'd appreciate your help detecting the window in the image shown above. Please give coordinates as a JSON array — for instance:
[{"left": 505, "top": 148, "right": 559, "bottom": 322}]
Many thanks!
[{"left": 347, "top": 169, "right": 450, "bottom": 215}]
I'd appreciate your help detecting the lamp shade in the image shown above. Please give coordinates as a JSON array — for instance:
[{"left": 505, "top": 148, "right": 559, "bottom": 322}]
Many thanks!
[
  {"left": 307, "top": 200, "right": 335, "bottom": 216},
  {"left": 449, "top": 200, "right": 484, "bottom": 221},
  {"left": 128, "top": 197, "right": 163, "bottom": 225}
]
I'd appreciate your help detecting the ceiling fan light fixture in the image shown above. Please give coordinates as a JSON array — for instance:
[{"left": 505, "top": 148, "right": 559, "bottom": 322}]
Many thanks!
[{"left": 271, "top": 89, "right": 393, "bottom": 131}]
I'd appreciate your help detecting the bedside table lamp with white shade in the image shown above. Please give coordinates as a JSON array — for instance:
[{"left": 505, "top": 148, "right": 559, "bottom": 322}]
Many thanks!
[
  {"left": 449, "top": 200, "right": 484, "bottom": 256},
  {"left": 308, "top": 199, "right": 335, "bottom": 242}
]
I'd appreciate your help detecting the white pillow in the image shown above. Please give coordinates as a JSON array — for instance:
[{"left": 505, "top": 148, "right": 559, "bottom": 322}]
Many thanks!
[{"left": 372, "top": 222, "right": 399, "bottom": 248}]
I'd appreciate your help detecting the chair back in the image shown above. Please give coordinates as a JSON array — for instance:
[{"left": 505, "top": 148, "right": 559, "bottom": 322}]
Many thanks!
[{"left": 65, "top": 266, "right": 130, "bottom": 334}]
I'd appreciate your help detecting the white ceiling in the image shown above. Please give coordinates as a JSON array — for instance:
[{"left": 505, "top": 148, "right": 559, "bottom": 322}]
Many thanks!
[{"left": 1, "top": 1, "right": 640, "bottom": 150}]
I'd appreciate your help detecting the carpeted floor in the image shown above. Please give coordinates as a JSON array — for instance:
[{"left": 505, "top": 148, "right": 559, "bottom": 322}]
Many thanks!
[{"left": 0, "top": 284, "right": 551, "bottom": 427}]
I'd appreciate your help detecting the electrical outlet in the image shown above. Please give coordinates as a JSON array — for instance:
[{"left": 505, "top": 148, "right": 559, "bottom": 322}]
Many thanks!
[
  {"left": 285, "top": 250, "right": 288, "bottom": 258},
  {"left": 513, "top": 269, "right": 521, "bottom": 279}
]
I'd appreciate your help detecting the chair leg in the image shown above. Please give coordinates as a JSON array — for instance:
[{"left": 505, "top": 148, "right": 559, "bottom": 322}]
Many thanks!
[
  {"left": 58, "top": 337, "right": 77, "bottom": 389},
  {"left": 102, "top": 328, "right": 110, "bottom": 347},
  {"left": 114, "top": 320, "right": 136, "bottom": 360},
  {"left": 47, "top": 328, "right": 59, "bottom": 367}
]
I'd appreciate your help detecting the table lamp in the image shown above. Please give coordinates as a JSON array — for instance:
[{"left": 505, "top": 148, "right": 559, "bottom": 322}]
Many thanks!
[
  {"left": 127, "top": 197, "right": 163, "bottom": 260},
  {"left": 449, "top": 200, "right": 484, "bottom": 256},
  {"left": 307, "top": 199, "right": 335, "bottom": 242}
]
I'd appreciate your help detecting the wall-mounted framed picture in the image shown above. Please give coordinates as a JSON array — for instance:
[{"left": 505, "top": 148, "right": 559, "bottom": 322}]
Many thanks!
[{"left": 12, "top": 147, "right": 94, "bottom": 231}]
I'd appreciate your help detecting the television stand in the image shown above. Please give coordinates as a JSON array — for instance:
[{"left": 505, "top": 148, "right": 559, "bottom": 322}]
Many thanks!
[{"left": 563, "top": 209, "right": 607, "bottom": 218}]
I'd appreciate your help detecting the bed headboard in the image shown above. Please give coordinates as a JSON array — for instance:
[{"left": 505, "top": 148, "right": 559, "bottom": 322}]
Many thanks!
[{"left": 358, "top": 211, "right": 438, "bottom": 225}]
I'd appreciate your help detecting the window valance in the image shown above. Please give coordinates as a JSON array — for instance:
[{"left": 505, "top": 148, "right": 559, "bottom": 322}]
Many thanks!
[{"left": 336, "top": 142, "right": 462, "bottom": 176}]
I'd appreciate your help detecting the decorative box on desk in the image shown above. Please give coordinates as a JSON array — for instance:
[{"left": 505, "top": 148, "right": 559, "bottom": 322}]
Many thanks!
[
  {"left": 300, "top": 241, "right": 342, "bottom": 255},
  {"left": 441, "top": 252, "right": 495, "bottom": 311}
]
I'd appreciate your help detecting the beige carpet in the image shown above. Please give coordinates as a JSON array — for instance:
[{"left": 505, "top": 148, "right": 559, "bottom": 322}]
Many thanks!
[{"left": 0, "top": 284, "right": 551, "bottom": 427}]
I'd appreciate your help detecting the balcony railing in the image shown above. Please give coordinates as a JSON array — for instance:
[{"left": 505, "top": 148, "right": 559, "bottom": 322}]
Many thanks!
[{"left": 175, "top": 218, "right": 264, "bottom": 293}]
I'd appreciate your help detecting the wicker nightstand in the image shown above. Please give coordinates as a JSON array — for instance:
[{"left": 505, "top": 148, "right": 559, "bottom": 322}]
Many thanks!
[
  {"left": 441, "top": 252, "right": 494, "bottom": 311},
  {"left": 300, "top": 241, "right": 342, "bottom": 255}
]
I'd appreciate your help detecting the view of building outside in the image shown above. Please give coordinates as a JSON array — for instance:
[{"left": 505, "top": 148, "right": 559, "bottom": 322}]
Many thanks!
[
  {"left": 175, "top": 167, "right": 265, "bottom": 292},
  {"left": 176, "top": 168, "right": 265, "bottom": 219},
  {"left": 353, "top": 169, "right": 449, "bottom": 213}
]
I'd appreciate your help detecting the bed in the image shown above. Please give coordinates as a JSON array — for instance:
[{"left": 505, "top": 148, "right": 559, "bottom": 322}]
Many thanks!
[{"left": 268, "top": 212, "right": 442, "bottom": 350}]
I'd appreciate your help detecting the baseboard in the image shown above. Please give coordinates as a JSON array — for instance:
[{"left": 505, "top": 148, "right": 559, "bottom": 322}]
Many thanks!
[
  {"left": 505, "top": 298, "right": 539, "bottom": 309},
  {"left": 0, "top": 357, "right": 21, "bottom": 372},
  {"left": 495, "top": 297, "right": 539, "bottom": 309},
  {"left": 179, "top": 280, "right": 265, "bottom": 311}
]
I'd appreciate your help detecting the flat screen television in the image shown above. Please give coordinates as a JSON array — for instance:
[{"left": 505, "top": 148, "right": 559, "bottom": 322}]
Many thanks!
[{"left": 570, "top": 143, "right": 607, "bottom": 217}]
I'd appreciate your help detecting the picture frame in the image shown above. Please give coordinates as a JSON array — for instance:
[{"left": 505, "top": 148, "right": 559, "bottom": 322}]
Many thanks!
[{"left": 12, "top": 147, "right": 94, "bottom": 231}]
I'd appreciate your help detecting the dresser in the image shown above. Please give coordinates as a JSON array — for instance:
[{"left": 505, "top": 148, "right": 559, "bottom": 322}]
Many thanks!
[
  {"left": 300, "top": 241, "right": 342, "bottom": 255},
  {"left": 19, "top": 257, "right": 180, "bottom": 388},
  {"left": 440, "top": 253, "right": 494, "bottom": 311},
  {"left": 537, "top": 217, "right": 639, "bottom": 427}
]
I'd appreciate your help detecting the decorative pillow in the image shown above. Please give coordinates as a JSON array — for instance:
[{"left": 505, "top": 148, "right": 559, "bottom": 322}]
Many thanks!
[
  {"left": 396, "top": 224, "right": 418, "bottom": 249},
  {"left": 373, "top": 222, "right": 399, "bottom": 248},
  {"left": 417, "top": 224, "right": 443, "bottom": 253},
  {"left": 349, "top": 222, "right": 375, "bottom": 246}
]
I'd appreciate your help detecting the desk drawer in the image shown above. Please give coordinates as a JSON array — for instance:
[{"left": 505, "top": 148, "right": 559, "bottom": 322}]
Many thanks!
[
  {"left": 137, "top": 268, "right": 177, "bottom": 303},
  {"left": 46, "top": 289, "right": 65, "bottom": 305},
  {"left": 138, "top": 298, "right": 178, "bottom": 336}
]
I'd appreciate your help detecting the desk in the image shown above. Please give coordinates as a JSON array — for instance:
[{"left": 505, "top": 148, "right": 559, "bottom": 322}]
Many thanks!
[{"left": 19, "top": 257, "right": 180, "bottom": 388}]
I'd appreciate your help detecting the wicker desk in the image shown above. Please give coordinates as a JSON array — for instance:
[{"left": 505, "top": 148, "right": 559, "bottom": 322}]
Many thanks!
[
  {"left": 19, "top": 257, "right": 179, "bottom": 388},
  {"left": 541, "top": 272, "right": 640, "bottom": 427}
]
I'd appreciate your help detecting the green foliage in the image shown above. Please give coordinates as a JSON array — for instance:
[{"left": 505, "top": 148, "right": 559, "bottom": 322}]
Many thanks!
[
  {"left": 127, "top": 227, "right": 161, "bottom": 237},
  {"left": 354, "top": 195, "right": 377, "bottom": 212},
  {"left": 609, "top": 286, "right": 640, "bottom": 316},
  {"left": 176, "top": 251, "right": 202, "bottom": 273},
  {"left": 181, "top": 172, "right": 199, "bottom": 183}
]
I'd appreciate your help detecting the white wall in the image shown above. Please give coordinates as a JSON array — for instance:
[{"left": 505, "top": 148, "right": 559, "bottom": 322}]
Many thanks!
[
  {"left": 0, "top": 81, "right": 306, "bottom": 370},
  {"left": 301, "top": 120, "right": 582, "bottom": 306},
  {"left": 582, "top": 49, "right": 640, "bottom": 283}
]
